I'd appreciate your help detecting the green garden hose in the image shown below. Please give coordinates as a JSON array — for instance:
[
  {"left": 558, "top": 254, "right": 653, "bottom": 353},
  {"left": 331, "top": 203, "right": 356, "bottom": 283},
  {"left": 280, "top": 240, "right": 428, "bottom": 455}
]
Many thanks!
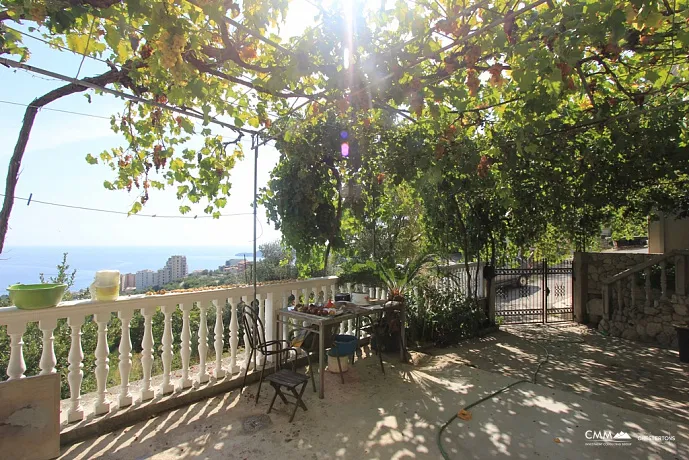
[{"left": 437, "top": 334, "right": 585, "bottom": 459}]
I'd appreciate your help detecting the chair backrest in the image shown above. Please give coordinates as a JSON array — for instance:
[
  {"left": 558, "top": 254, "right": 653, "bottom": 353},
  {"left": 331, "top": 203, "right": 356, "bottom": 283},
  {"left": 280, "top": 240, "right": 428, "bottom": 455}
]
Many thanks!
[{"left": 241, "top": 302, "right": 266, "bottom": 351}]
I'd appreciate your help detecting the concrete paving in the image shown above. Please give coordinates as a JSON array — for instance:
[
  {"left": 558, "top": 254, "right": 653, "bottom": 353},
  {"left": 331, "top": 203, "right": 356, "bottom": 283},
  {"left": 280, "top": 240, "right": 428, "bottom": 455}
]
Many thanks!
[
  {"left": 445, "top": 323, "right": 689, "bottom": 424},
  {"left": 59, "top": 329, "right": 689, "bottom": 460}
]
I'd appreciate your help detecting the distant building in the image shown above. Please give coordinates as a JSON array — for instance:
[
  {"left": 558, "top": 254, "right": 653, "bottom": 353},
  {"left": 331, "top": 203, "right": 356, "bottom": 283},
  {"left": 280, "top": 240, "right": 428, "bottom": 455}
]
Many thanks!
[
  {"left": 135, "top": 255, "right": 188, "bottom": 290},
  {"left": 135, "top": 269, "right": 157, "bottom": 290},
  {"left": 166, "top": 255, "right": 188, "bottom": 281},
  {"left": 120, "top": 273, "right": 136, "bottom": 292},
  {"left": 236, "top": 260, "right": 251, "bottom": 271}
]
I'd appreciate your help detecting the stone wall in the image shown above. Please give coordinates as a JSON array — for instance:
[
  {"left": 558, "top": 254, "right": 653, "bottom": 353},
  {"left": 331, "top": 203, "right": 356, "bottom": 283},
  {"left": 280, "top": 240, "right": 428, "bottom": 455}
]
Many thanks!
[
  {"left": 586, "top": 252, "right": 653, "bottom": 296},
  {"left": 579, "top": 251, "right": 689, "bottom": 349},
  {"left": 598, "top": 293, "right": 688, "bottom": 348}
]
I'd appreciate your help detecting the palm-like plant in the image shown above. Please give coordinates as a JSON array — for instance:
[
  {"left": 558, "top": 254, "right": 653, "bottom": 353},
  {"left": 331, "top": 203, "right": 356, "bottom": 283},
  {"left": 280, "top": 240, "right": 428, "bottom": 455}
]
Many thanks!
[{"left": 378, "top": 253, "right": 436, "bottom": 301}]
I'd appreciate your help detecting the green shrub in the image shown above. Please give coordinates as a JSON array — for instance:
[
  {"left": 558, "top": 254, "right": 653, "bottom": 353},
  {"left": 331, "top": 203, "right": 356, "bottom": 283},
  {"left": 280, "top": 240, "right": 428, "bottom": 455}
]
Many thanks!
[{"left": 406, "top": 276, "right": 488, "bottom": 346}]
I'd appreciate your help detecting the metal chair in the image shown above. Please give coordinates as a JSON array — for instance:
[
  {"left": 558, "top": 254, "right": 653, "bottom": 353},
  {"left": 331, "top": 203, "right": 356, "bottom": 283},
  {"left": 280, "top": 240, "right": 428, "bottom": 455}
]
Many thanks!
[
  {"left": 240, "top": 303, "right": 300, "bottom": 404},
  {"left": 265, "top": 367, "right": 310, "bottom": 422},
  {"left": 360, "top": 310, "right": 404, "bottom": 376},
  {"left": 360, "top": 314, "right": 387, "bottom": 375},
  {"left": 242, "top": 302, "right": 316, "bottom": 406}
]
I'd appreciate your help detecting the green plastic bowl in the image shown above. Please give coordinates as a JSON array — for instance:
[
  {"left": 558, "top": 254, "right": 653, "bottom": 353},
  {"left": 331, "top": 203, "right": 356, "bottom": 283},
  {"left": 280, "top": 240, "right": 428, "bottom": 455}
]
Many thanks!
[{"left": 7, "top": 283, "right": 67, "bottom": 310}]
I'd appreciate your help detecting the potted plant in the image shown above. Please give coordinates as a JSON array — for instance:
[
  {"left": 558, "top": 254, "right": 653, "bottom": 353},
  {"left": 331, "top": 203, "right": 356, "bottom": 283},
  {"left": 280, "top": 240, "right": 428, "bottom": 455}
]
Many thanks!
[{"left": 378, "top": 253, "right": 436, "bottom": 302}]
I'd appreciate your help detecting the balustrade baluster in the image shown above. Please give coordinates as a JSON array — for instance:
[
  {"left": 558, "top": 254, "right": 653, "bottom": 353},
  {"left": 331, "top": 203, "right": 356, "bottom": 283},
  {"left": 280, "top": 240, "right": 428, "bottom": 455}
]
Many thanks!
[
  {"left": 94, "top": 313, "right": 110, "bottom": 415},
  {"left": 241, "top": 299, "right": 253, "bottom": 372},
  {"left": 118, "top": 309, "right": 133, "bottom": 407},
  {"left": 616, "top": 280, "right": 623, "bottom": 311},
  {"left": 630, "top": 277, "right": 635, "bottom": 308},
  {"left": 265, "top": 292, "right": 275, "bottom": 363},
  {"left": 228, "top": 297, "right": 238, "bottom": 374},
  {"left": 38, "top": 317, "right": 57, "bottom": 376},
  {"left": 282, "top": 292, "right": 289, "bottom": 343},
  {"left": 213, "top": 299, "right": 226, "bottom": 379},
  {"left": 180, "top": 303, "right": 193, "bottom": 389},
  {"left": 6, "top": 321, "right": 26, "bottom": 380},
  {"left": 161, "top": 305, "right": 175, "bottom": 395},
  {"left": 644, "top": 268, "right": 652, "bottom": 307},
  {"left": 140, "top": 306, "right": 155, "bottom": 401},
  {"left": 198, "top": 301, "right": 209, "bottom": 384},
  {"left": 660, "top": 260, "right": 668, "bottom": 299},
  {"left": 255, "top": 294, "right": 264, "bottom": 365},
  {"left": 301, "top": 288, "right": 309, "bottom": 330},
  {"left": 67, "top": 315, "right": 84, "bottom": 422}
]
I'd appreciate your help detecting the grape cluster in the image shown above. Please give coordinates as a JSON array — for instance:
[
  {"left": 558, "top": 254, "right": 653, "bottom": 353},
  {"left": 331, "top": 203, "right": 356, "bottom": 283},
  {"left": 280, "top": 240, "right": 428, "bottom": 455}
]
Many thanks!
[{"left": 156, "top": 29, "right": 185, "bottom": 72}]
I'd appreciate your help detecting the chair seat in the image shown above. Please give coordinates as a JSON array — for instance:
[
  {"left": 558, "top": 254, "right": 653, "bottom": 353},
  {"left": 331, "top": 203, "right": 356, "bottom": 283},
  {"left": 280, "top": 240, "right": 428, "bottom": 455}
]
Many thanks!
[{"left": 266, "top": 369, "right": 309, "bottom": 389}]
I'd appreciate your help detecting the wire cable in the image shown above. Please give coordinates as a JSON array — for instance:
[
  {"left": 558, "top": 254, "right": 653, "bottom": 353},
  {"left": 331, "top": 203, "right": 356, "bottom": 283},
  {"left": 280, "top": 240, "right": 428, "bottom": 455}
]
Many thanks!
[
  {"left": 436, "top": 330, "right": 586, "bottom": 459},
  {"left": 75, "top": 18, "right": 97, "bottom": 79},
  {"left": 0, "top": 99, "right": 112, "bottom": 120},
  {"left": 1, "top": 193, "right": 255, "bottom": 220},
  {"left": 4, "top": 25, "right": 113, "bottom": 66}
]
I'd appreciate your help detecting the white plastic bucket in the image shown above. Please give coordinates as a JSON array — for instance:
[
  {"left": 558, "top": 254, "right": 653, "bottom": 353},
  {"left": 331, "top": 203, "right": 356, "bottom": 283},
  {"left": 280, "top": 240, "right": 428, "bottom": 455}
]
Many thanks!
[{"left": 327, "top": 354, "right": 349, "bottom": 373}]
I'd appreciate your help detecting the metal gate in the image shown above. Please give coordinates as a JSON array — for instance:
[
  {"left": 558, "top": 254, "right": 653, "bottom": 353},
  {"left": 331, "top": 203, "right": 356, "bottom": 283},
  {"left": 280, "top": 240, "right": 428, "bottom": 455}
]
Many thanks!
[{"left": 493, "top": 260, "right": 573, "bottom": 324}]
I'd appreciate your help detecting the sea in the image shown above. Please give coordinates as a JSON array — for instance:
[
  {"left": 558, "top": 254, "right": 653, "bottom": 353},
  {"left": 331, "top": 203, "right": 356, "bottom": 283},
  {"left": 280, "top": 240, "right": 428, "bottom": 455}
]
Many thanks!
[{"left": 0, "top": 246, "right": 259, "bottom": 293}]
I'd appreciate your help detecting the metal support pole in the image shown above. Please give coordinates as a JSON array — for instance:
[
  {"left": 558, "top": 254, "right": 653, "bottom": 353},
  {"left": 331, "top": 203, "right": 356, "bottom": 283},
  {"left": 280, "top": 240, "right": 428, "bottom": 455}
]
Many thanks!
[
  {"left": 253, "top": 136, "right": 259, "bottom": 305},
  {"left": 372, "top": 187, "right": 376, "bottom": 261}
]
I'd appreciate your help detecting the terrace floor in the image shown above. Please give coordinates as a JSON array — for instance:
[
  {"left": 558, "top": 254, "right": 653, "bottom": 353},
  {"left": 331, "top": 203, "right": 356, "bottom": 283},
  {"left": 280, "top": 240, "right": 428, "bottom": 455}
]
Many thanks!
[{"left": 59, "top": 324, "right": 689, "bottom": 459}]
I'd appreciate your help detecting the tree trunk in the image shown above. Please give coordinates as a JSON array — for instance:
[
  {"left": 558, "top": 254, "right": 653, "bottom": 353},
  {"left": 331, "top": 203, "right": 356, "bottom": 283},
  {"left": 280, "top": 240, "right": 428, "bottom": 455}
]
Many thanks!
[
  {"left": 0, "top": 68, "right": 126, "bottom": 254},
  {"left": 323, "top": 240, "right": 331, "bottom": 275}
]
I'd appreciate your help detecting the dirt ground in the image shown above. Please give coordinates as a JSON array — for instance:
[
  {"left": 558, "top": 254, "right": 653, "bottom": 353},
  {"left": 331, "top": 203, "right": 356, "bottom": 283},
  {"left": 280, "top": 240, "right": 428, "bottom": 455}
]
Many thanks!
[{"left": 59, "top": 324, "right": 689, "bottom": 459}]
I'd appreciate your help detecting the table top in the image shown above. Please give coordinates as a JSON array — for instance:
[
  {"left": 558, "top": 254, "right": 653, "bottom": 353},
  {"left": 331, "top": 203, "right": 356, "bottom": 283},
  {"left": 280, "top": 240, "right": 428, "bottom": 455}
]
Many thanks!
[{"left": 277, "top": 300, "right": 404, "bottom": 326}]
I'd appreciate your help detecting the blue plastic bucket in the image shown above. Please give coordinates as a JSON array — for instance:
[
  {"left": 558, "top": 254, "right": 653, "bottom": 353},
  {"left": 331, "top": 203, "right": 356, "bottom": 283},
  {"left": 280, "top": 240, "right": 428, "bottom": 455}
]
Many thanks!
[{"left": 329, "top": 334, "right": 357, "bottom": 357}]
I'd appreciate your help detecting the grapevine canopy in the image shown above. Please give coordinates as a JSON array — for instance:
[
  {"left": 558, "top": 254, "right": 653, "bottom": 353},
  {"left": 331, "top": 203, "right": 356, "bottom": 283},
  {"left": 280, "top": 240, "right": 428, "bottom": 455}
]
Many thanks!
[{"left": 0, "top": 0, "right": 688, "bottom": 219}]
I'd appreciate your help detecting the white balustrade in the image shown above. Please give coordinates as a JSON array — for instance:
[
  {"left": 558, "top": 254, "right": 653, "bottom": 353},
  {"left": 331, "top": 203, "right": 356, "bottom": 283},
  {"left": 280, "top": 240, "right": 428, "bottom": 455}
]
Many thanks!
[
  {"left": 282, "top": 292, "right": 289, "bottom": 343},
  {"left": 198, "top": 301, "right": 209, "bottom": 384},
  {"left": 240, "top": 299, "right": 253, "bottom": 372},
  {"left": 161, "top": 305, "right": 175, "bottom": 395},
  {"left": 93, "top": 312, "right": 110, "bottom": 415},
  {"left": 264, "top": 292, "right": 275, "bottom": 363},
  {"left": 67, "top": 315, "right": 84, "bottom": 422},
  {"left": 38, "top": 317, "right": 57, "bottom": 375},
  {"left": 118, "top": 309, "right": 134, "bottom": 406},
  {"left": 0, "top": 276, "right": 337, "bottom": 423},
  {"left": 6, "top": 321, "right": 26, "bottom": 380},
  {"left": 179, "top": 303, "right": 193, "bottom": 389},
  {"left": 257, "top": 294, "right": 265, "bottom": 364},
  {"left": 229, "top": 297, "right": 239, "bottom": 373},
  {"left": 213, "top": 299, "right": 226, "bottom": 379},
  {"left": 141, "top": 306, "right": 156, "bottom": 401}
]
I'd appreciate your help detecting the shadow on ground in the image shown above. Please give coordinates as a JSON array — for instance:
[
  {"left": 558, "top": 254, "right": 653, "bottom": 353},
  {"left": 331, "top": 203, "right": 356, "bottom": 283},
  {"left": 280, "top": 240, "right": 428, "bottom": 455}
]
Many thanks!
[
  {"left": 442, "top": 323, "right": 689, "bottom": 423},
  {"left": 59, "top": 324, "right": 689, "bottom": 459}
]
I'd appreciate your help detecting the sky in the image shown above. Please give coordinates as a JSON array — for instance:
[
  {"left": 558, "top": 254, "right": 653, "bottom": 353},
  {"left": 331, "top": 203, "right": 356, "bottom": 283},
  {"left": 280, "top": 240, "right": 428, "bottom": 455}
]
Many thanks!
[{"left": 0, "top": 1, "right": 320, "bottom": 247}]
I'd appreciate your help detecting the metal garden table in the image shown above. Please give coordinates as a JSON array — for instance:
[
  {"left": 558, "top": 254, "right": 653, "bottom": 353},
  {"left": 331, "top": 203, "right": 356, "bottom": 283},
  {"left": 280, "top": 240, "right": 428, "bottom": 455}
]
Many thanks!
[{"left": 275, "top": 300, "right": 407, "bottom": 399}]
